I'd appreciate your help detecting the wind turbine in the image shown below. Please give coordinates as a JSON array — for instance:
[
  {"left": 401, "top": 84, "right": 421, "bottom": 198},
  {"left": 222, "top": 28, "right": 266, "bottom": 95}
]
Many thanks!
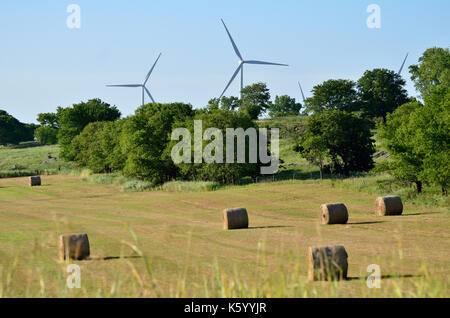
[
  {"left": 106, "top": 53, "right": 162, "bottom": 105},
  {"left": 398, "top": 53, "right": 409, "bottom": 75},
  {"left": 219, "top": 19, "right": 288, "bottom": 99},
  {"left": 298, "top": 81, "right": 306, "bottom": 104}
]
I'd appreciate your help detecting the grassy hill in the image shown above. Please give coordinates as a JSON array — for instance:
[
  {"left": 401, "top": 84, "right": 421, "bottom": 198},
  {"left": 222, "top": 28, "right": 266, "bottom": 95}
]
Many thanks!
[{"left": 0, "top": 144, "right": 76, "bottom": 178}]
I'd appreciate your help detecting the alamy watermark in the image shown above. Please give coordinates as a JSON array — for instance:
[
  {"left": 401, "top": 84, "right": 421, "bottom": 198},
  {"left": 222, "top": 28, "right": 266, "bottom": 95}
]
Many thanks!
[
  {"left": 366, "top": 264, "right": 381, "bottom": 288},
  {"left": 66, "top": 264, "right": 81, "bottom": 289},
  {"left": 366, "top": 4, "right": 381, "bottom": 29},
  {"left": 66, "top": 4, "right": 81, "bottom": 29},
  {"left": 171, "top": 120, "right": 279, "bottom": 174}
]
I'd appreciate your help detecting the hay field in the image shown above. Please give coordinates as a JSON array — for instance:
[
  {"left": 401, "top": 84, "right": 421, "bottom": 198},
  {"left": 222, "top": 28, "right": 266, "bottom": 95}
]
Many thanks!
[{"left": 0, "top": 175, "right": 448, "bottom": 297}]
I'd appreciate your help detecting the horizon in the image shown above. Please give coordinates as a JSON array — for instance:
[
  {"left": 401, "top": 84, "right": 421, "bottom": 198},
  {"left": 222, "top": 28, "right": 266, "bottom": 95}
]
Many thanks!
[{"left": 1, "top": 0, "right": 449, "bottom": 123}]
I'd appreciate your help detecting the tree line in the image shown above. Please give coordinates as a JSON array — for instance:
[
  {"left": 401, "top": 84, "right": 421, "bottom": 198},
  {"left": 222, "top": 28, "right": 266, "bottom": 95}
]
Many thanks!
[{"left": 1, "top": 47, "right": 447, "bottom": 194}]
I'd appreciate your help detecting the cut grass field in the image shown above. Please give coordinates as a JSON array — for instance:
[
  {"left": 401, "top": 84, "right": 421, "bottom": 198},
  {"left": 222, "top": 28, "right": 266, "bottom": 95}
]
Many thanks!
[{"left": 0, "top": 175, "right": 448, "bottom": 297}]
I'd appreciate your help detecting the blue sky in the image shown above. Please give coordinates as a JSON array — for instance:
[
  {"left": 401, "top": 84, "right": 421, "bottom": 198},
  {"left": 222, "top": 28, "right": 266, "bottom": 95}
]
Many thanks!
[{"left": 1, "top": 0, "right": 449, "bottom": 123}]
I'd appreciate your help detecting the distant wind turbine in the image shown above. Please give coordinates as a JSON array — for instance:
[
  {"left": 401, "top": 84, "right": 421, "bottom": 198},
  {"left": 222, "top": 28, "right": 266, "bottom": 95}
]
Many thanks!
[
  {"left": 398, "top": 53, "right": 409, "bottom": 75},
  {"left": 219, "top": 19, "right": 288, "bottom": 99},
  {"left": 298, "top": 81, "right": 306, "bottom": 104},
  {"left": 106, "top": 53, "right": 162, "bottom": 105}
]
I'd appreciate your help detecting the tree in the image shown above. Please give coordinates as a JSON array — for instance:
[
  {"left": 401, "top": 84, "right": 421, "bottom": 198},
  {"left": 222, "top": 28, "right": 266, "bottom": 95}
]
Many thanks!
[
  {"left": 70, "top": 120, "right": 127, "bottom": 173},
  {"left": 0, "top": 110, "right": 34, "bottom": 145},
  {"left": 357, "top": 68, "right": 409, "bottom": 122},
  {"left": 295, "top": 135, "right": 328, "bottom": 179},
  {"left": 409, "top": 47, "right": 450, "bottom": 98},
  {"left": 121, "top": 103, "right": 193, "bottom": 184},
  {"left": 239, "top": 82, "right": 271, "bottom": 119},
  {"left": 268, "top": 95, "right": 302, "bottom": 118},
  {"left": 35, "top": 112, "right": 60, "bottom": 145},
  {"left": 378, "top": 101, "right": 425, "bottom": 193},
  {"left": 304, "top": 79, "right": 359, "bottom": 114},
  {"left": 297, "top": 110, "right": 375, "bottom": 176},
  {"left": 34, "top": 126, "right": 58, "bottom": 145},
  {"left": 37, "top": 112, "right": 60, "bottom": 129},
  {"left": 409, "top": 85, "right": 449, "bottom": 195},
  {"left": 57, "top": 99, "right": 121, "bottom": 161},
  {"left": 170, "top": 108, "right": 261, "bottom": 184}
]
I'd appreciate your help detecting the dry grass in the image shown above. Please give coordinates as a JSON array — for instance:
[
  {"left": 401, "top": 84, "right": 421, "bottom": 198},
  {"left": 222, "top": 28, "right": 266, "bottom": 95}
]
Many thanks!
[{"left": 0, "top": 175, "right": 448, "bottom": 297}]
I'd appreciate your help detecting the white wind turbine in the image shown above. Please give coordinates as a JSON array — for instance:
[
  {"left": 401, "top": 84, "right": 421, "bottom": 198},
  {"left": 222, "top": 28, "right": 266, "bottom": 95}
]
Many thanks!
[
  {"left": 298, "top": 81, "right": 306, "bottom": 104},
  {"left": 397, "top": 52, "right": 409, "bottom": 75},
  {"left": 106, "top": 53, "right": 162, "bottom": 105},
  {"left": 219, "top": 19, "right": 288, "bottom": 99}
]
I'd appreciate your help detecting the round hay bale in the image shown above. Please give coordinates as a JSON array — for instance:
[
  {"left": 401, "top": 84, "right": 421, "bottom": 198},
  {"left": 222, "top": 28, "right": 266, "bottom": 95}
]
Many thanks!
[
  {"left": 222, "top": 207, "right": 249, "bottom": 230},
  {"left": 58, "top": 234, "right": 90, "bottom": 261},
  {"left": 307, "top": 245, "right": 348, "bottom": 281},
  {"left": 29, "top": 176, "right": 41, "bottom": 187},
  {"left": 375, "top": 196, "right": 403, "bottom": 216},
  {"left": 320, "top": 203, "right": 348, "bottom": 224}
]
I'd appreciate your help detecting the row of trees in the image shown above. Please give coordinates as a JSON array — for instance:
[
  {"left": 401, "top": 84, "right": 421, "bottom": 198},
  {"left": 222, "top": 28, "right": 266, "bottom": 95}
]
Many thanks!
[
  {"left": 50, "top": 99, "right": 266, "bottom": 185},
  {"left": 0, "top": 110, "right": 36, "bottom": 146},
  {"left": 296, "top": 47, "right": 449, "bottom": 195},
  {"left": 305, "top": 69, "right": 409, "bottom": 123}
]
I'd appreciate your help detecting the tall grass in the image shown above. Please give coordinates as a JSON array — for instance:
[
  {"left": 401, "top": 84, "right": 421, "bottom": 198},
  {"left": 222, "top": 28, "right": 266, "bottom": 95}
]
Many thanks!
[
  {"left": 162, "top": 181, "right": 220, "bottom": 192},
  {"left": 0, "top": 229, "right": 447, "bottom": 298},
  {"left": 323, "top": 173, "right": 450, "bottom": 208}
]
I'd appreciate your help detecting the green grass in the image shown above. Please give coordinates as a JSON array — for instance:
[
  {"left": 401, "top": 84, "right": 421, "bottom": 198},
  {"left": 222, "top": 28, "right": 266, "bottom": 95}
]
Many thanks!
[{"left": 0, "top": 144, "right": 77, "bottom": 178}]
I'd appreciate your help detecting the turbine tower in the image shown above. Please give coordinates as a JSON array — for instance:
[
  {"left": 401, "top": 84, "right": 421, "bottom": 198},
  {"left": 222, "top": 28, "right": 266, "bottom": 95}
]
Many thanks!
[
  {"left": 298, "top": 81, "right": 306, "bottom": 104},
  {"left": 107, "top": 53, "right": 162, "bottom": 105},
  {"left": 398, "top": 53, "right": 409, "bottom": 75},
  {"left": 219, "top": 19, "right": 288, "bottom": 99}
]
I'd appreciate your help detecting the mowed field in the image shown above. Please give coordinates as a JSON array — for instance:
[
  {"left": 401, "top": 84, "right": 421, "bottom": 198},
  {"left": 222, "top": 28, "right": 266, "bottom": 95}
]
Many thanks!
[{"left": 0, "top": 175, "right": 448, "bottom": 297}]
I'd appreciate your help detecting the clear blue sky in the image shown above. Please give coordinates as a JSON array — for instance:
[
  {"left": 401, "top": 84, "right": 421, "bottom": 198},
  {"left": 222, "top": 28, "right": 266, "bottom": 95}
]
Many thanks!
[{"left": 1, "top": 0, "right": 449, "bottom": 123}]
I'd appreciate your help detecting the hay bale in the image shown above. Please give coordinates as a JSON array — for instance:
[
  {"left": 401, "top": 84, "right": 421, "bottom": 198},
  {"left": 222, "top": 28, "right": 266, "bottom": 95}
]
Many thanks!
[
  {"left": 375, "top": 196, "right": 403, "bottom": 216},
  {"left": 307, "top": 245, "right": 348, "bottom": 281},
  {"left": 29, "top": 176, "right": 41, "bottom": 187},
  {"left": 222, "top": 207, "right": 249, "bottom": 230},
  {"left": 58, "top": 234, "right": 90, "bottom": 261},
  {"left": 320, "top": 203, "right": 348, "bottom": 224}
]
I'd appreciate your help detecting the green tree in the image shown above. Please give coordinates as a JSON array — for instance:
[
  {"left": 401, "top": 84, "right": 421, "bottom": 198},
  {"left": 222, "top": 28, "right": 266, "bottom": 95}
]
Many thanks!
[
  {"left": 121, "top": 103, "right": 193, "bottom": 184},
  {"left": 0, "top": 110, "right": 34, "bottom": 145},
  {"left": 57, "top": 99, "right": 121, "bottom": 161},
  {"left": 304, "top": 79, "right": 359, "bottom": 114},
  {"left": 34, "top": 112, "right": 60, "bottom": 145},
  {"left": 170, "top": 108, "right": 261, "bottom": 184},
  {"left": 409, "top": 85, "right": 449, "bottom": 195},
  {"left": 297, "top": 110, "right": 375, "bottom": 176},
  {"left": 239, "top": 82, "right": 271, "bottom": 119},
  {"left": 378, "top": 101, "right": 425, "bottom": 193},
  {"left": 37, "top": 112, "right": 60, "bottom": 129},
  {"left": 70, "top": 120, "right": 127, "bottom": 173},
  {"left": 295, "top": 135, "right": 328, "bottom": 179},
  {"left": 357, "top": 68, "right": 409, "bottom": 122},
  {"left": 34, "top": 126, "right": 58, "bottom": 145},
  {"left": 269, "top": 95, "right": 302, "bottom": 118},
  {"left": 409, "top": 47, "right": 450, "bottom": 98}
]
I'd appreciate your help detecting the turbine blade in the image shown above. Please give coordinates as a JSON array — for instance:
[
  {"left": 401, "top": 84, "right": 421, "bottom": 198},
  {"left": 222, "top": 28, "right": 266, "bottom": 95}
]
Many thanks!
[
  {"left": 219, "top": 65, "right": 242, "bottom": 98},
  {"left": 298, "top": 81, "right": 306, "bottom": 103},
  {"left": 106, "top": 84, "right": 142, "bottom": 87},
  {"left": 221, "top": 19, "right": 243, "bottom": 60},
  {"left": 144, "top": 53, "right": 162, "bottom": 85},
  {"left": 398, "top": 53, "right": 409, "bottom": 75},
  {"left": 244, "top": 60, "right": 288, "bottom": 66},
  {"left": 144, "top": 87, "right": 155, "bottom": 103}
]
